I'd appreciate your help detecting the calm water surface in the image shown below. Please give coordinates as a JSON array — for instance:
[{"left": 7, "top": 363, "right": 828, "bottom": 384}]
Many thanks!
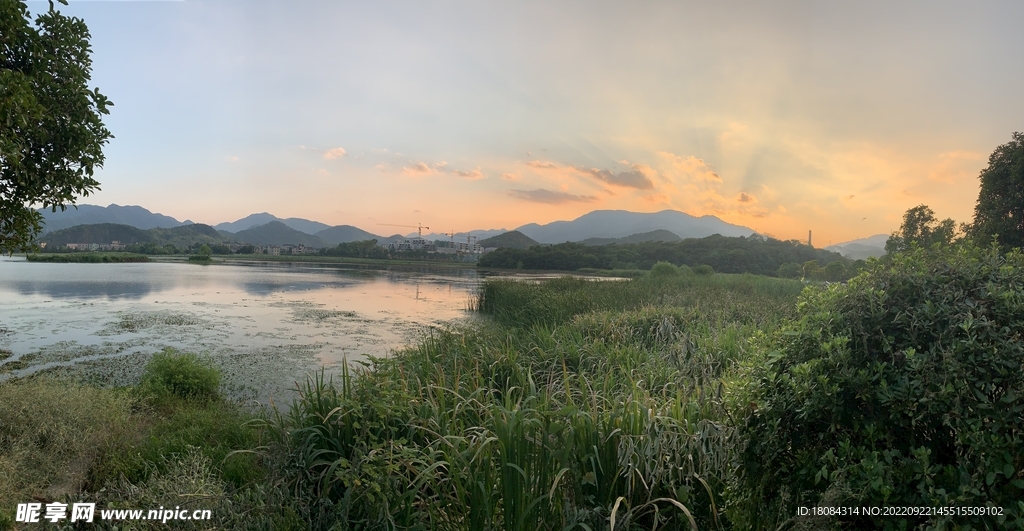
[{"left": 0, "top": 257, "right": 487, "bottom": 401}]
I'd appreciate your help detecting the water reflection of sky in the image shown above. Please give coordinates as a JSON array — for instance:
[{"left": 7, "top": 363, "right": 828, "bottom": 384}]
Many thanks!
[{"left": 0, "top": 258, "right": 487, "bottom": 399}]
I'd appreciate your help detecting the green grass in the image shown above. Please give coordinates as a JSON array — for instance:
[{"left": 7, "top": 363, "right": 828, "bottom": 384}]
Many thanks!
[
  {"left": 268, "top": 272, "right": 805, "bottom": 530},
  {"left": 26, "top": 252, "right": 150, "bottom": 263},
  {"left": 0, "top": 352, "right": 297, "bottom": 531},
  {"left": 474, "top": 272, "right": 803, "bottom": 329},
  {"left": 0, "top": 379, "right": 133, "bottom": 514}
]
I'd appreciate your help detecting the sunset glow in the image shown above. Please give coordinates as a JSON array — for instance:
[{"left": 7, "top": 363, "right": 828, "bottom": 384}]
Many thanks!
[{"left": 38, "top": 0, "right": 1024, "bottom": 244}]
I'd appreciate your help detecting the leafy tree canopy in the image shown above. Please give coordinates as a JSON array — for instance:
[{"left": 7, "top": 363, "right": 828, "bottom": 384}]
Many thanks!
[
  {"left": 884, "top": 204, "right": 958, "bottom": 254},
  {"left": 972, "top": 131, "right": 1024, "bottom": 250},
  {"left": 0, "top": 0, "right": 112, "bottom": 254}
]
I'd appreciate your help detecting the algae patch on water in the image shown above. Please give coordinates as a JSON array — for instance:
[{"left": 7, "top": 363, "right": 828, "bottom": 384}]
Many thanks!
[
  {"left": 34, "top": 342, "right": 323, "bottom": 404},
  {"left": 292, "top": 308, "right": 358, "bottom": 322},
  {"left": 99, "top": 310, "right": 212, "bottom": 335}
]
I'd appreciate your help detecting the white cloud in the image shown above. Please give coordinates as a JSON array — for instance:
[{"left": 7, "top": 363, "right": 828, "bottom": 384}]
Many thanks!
[
  {"left": 323, "top": 147, "right": 347, "bottom": 160},
  {"left": 402, "top": 161, "right": 448, "bottom": 176}
]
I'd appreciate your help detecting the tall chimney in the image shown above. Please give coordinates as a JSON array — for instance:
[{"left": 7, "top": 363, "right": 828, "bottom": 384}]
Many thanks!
[{"left": 808, "top": 230, "right": 812, "bottom": 247}]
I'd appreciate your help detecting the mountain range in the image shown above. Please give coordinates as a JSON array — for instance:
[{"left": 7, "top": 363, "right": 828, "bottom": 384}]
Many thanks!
[
  {"left": 37, "top": 203, "right": 883, "bottom": 251},
  {"left": 516, "top": 210, "right": 753, "bottom": 243},
  {"left": 825, "top": 234, "right": 889, "bottom": 259}
]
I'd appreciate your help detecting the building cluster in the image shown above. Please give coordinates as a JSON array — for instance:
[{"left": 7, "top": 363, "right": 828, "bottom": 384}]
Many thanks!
[
  {"left": 384, "top": 237, "right": 495, "bottom": 261},
  {"left": 386, "top": 238, "right": 486, "bottom": 254},
  {"left": 251, "top": 244, "right": 319, "bottom": 255},
  {"left": 64, "top": 241, "right": 126, "bottom": 251}
]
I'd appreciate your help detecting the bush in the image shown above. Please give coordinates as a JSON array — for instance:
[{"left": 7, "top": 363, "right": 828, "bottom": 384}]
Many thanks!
[
  {"left": 734, "top": 244, "right": 1024, "bottom": 529},
  {"left": 693, "top": 264, "right": 714, "bottom": 276},
  {"left": 649, "top": 261, "right": 681, "bottom": 278},
  {"left": 140, "top": 349, "right": 221, "bottom": 402},
  {"left": 823, "top": 260, "right": 846, "bottom": 281},
  {"left": 777, "top": 262, "right": 802, "bottom": 279}
]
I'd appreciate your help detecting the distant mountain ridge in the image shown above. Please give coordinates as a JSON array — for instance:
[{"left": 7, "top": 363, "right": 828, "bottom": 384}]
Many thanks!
[
  {"left": 579, "top": 229, "right": 682, "bottom": 246},
  {"left": 826, "top": 234, "right": 889, "bottom": 259},
  {"left": 315, "top": 225, "right": 382, "bottom": 247},
  {"left": 38, "top": 204, "right": 187, "bottom": 233},
  {"left": 478, "top": 231, "right": 538, "bottom": 250},
  {"left": 515, "top": 210, "right": 754, "bottom": 244},
  {"left": 38, "top": 204, "right": 764, "bottom": 247},
  {"left": 214, "top": 213, "right": 331, "bottom": 235},
  {"left": 230, "top": 221, "right": 325, "bottom": 247}
]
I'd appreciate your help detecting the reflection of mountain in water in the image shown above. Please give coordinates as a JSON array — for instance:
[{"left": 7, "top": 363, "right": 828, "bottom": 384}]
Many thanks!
[
  {"left": 238, "top": 280, "right": 356, "bottom": 297},
  {"left": 10, "top": 280, "right": 157, "bottom": 300},
  {"left": 0, "top": 260, "right": 490, "bottom": 302}
]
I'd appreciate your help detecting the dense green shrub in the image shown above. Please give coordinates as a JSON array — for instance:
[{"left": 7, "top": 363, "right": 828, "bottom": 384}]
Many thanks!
[
  {"left": 478, "top": 234, "right": 847, "bottom": 276},
  {"left": 692, "top": 264, "right": 714, "bottom": 276},
  {"left": 649, "top": 261, "right": 682, "bottom": 278},
  {"left": 777, "top": 262, "right": 802, "bottom": 279},
  {"left": 139, "top": 349, "right": 221, "bottom": 401},
  {"left": 735, "top": 244, "right": 1024, "bottom": 530}
]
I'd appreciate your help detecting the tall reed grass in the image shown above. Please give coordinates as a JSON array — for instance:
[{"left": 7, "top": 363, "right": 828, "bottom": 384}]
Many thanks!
[{"left": 270, "top": 273, "right": 805, "bottom": 530}]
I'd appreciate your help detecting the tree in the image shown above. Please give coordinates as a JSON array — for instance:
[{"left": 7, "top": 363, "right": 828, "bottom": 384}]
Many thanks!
[
  {"left": 884, "top": 204, "right": 957, "bottom": 254},
  {"left": 1, "top": 0, "right": 112, "bottom": 254},
  {"left": 776, "top": 262, "right": 802, "bottom": 279},
  {"left": 823, "top": 260, "right": 846, "bottom": 281},
  {"left": 801, "top": 259, "right": 822, "bottom": 281},
  {"left": 972, "top": 132, "right": 1024, "bottom": 250}
]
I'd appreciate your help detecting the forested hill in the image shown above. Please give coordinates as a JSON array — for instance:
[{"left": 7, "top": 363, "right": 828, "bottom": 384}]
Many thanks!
[
  {"left": 478, "top": 230, "right": 539, "bottom": 249},
  {"left": 40, "top": 223, "right": 225, "bottom": 249},
  {"left": 478, "top": 234, "right": 849, "bottom": 276},
  {"left": 578, "top": 229, "right": 681, "bottom": 246}
]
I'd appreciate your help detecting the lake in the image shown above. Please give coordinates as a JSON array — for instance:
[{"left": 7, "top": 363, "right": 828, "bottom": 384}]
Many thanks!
[{"left": 0, "top": 257, "right": 492, "bottom": 402}]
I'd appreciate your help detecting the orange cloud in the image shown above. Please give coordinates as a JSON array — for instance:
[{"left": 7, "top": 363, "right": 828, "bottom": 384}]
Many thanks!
[
  {"left": 452, "top": 168, "right": 485, "bottom": 180},
  {"left": 575, "top": 164, "right": 655, "bottom": 189},
  {"left": 526, "top": 160, "right": 558, "bottom": 169},
  {"left": 657, "top": 152, "right": 722, "bottom": 183},
  {"left": 928, "top": 150, "right": 985, "bottom": 184},
  {"left": 525, "top": 159, "right": 657, "bottom": 190},
  {"left": 508, "top": 188, "right": 598, "bottom": 204},
  {"left": 655, "top": 151, "right": 773, "bottom": 221},
  {"left": 402, "top": 161, "right": 448, "bottom": 176}
]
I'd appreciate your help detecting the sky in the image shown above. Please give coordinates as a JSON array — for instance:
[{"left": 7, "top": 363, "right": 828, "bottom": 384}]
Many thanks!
[{"left": 27, "top": 0, "right": 1024, "bottom": 244}]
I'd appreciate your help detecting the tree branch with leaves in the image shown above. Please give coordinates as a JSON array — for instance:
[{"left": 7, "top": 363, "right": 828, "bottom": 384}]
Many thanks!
[{"left": 0, "top": 0, "right": 112, "bottom": 254}]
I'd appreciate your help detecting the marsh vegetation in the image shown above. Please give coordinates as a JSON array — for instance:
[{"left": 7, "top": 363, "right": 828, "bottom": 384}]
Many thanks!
[{"left": 2, "top": 244, "right": 1023, "bottom": 530}]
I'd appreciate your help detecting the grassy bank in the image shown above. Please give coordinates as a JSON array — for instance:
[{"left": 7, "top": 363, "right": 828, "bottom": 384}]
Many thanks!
[
  {"left": 25, "top": 252, "right": 150, "bottom": 263},
  {"left": 0, "top": 351, "right": 297, "bottom": 530}
]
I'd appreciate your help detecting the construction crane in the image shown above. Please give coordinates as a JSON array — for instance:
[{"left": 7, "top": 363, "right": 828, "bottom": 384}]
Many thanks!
[
  {"left": 378, "top": 223, "right": 430, "bottom": 237},
  {"left": 442, "top": 230, "right": 456, "bottom": 243}
]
